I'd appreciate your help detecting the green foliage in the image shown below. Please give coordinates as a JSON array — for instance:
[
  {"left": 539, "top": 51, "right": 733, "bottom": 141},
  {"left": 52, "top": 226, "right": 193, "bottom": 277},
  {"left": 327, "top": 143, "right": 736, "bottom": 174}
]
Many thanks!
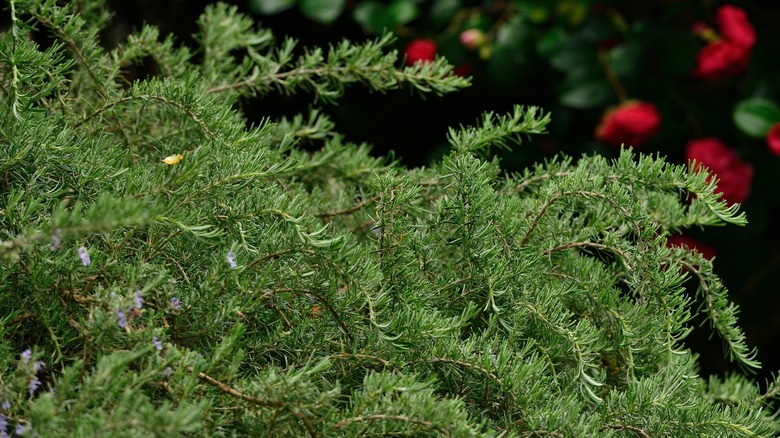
[
  {"left": 1, "top": 1, "right": 779, "bottom": 436},
  {"left": 249, "top": 0, "right": 346, "bottom": 24},
  {"left": 733, "top": 98, "right": 780, "bottom": 138},
  {"left": 354, "top": 1, "right": 420, "bottom": 34}
]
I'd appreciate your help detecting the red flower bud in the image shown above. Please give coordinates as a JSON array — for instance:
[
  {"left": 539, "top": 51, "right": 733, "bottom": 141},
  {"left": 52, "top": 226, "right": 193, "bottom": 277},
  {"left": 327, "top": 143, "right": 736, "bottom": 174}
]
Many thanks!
[
  {"left": 685, "top": 138, "right": 754, "bottom": 205},
  {"left": 717, "top": 4, "right": 756, "bottom": 49},
  {"left": 595, "top": 101, "right": 661, "bottom": 149},
  {"left": 694, "top": 41, "right": 750, "bottom": 81},
  {"left": 459, "top": 29, "right": 486, "bottom": 51},
  {"left": 404, "top": 39, "right": 437, "bottom": 66},
  {"left": 767, "top": 122, "right": 780, "bottom": 156},
  {"left": 667, "top": 234, "right": 717, "bottom": 260}
]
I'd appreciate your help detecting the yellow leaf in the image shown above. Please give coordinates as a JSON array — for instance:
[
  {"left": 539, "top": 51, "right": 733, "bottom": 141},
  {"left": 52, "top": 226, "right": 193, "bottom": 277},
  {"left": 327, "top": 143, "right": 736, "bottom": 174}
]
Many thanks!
[{"left": 163, "top": 154, "right": 183, "bottom": 165}]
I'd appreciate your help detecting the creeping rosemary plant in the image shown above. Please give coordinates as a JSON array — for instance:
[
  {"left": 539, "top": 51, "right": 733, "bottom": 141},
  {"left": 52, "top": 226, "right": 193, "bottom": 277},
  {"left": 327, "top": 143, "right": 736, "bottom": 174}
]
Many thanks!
[{"left": 1, "top": 0, "right": 778, "bottom": 436}]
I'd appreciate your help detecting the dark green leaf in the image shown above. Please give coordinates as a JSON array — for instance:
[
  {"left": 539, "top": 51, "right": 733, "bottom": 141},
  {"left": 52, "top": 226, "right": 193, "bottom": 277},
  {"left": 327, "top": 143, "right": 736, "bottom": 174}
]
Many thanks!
[
  {"left": 430, "top": 0, "right": 461, "bottom": 28},
  {"left": 300, "top": 0, "right": 346, "bottom": 24},
  {"left": 607, "top": 42, "right": 642, "bottom": 77},
  {"left": 486, "top": 45, "right": 536, "bottom": 88},
  {"left": 515, "top": 0, "right": 552, "bottom": 23},
  {"left": 564, "top": 64, "right": 604, "bottom": 84},
  {"left": 579, "top": 13, "right": 616, "bottom": 43},
  {"left": 560, "top": 80, "right": 614, "bottom": 109},
  {"left": 388, "top": 0, "right": 418, "bottom": 25},
  {"left": 248, "top": 0, "right": 295, "bottom": 15},
  {"left": 733, "top": 98, "right": 780, "bottom": 138},
  {"left": 549, "top": 39, "right": 598, "bottom": 71},
  {"left": 537, "top": 26, "right": 566, "bottom": 57},
  {"left": 353, "top": 1, "right": 387, "bottom": 32},
  {"left": 496, "top": 16, "right": 531, "bottom": 51}
]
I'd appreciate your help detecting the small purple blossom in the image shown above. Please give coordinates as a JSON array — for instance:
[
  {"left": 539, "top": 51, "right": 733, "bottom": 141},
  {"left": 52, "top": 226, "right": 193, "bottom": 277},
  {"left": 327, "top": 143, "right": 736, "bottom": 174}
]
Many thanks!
[
  {"left": 163, "top": 367, "right": 173, "bottom": 378},
  {"left": 28, "top": 376, "right": 40, "bottom": 396},
  {"left": 132, "top": 291, "right": 144, "bottom": 310},
  {"left": 0, "top": 414, "right": 7, "bottom": 438},
  {"left": 116, "top": 309, "right": 127, "bottom": 328},
  {"left": 14, "top": 424, "right": 26, "bottom": 436},
  {"left": 78, "top": 246, "right": 90, "bottom": 266},
  {"left": 20, "top": 349, "right": 31, "bottom": 364},
  {"left": 50, "top": 228, "right": 61, "bottom": 252},
  {"left": 32, "top": 361, "right": 43, "bottom": 373},
  {"left": 169, "top": 297, "right": 181, "bottom": 310},
  {"left": 226, "top": 250, "right": 236, "bottom": 268},
  {"left": 1, "top": 401, "right": 9, "bottom": 411},
  {"left": 153, "top": 336, "right": 162, "bottom": 351}
]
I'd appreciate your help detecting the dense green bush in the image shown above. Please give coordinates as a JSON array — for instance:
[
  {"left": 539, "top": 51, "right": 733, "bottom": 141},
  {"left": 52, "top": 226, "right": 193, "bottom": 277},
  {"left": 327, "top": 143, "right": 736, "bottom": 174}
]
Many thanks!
[
  {"left": 247, "top": 0, "right": 780, "bottom": 383},
  {"left": 1, "top": 0, "right": 779, "bottom": 436}
]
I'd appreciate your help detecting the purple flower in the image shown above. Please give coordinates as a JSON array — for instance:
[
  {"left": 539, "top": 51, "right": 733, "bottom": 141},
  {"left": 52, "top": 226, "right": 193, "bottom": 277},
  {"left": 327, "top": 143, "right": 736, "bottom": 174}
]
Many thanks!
[
  {"left": 226, "top": 250, "right": 237, "bottom": 268},
  {"left": 0, "top": 414, "right": 7, "bottom": 438},
  {"left": 163, "top": 367, "right": 173, "bottom": 378},
  {"left": 50, "top": 228, "right": 61, "bottom": 252},
  {"left": 116, "top": 309, "right": 127, "bottom": 328},
  {"left": 1, "top": 401, "right": 9, "bottom": 411},
  {"left": 153, "top": 336, "right": 162, "bottom": 351},
  {"left": 28, "top": 376, "right": 40, "bottom": 396},
  {"left": 169, "top": 297, "right": 181, "bottom": 310},
  {"left": 14, "top": 424, "right": 26, "bottom": 436},
  {"left": 78, "top": 246, "right": 90, "bottom": 266},
  {"left": 132, "top": 291, "right": 144, "bottom": 310},
  {"left": 20, "top": 349, "right": 31, "bottom": 364},
  {"left": 32, "top": 361, "right": 43, "bottom": 373}
]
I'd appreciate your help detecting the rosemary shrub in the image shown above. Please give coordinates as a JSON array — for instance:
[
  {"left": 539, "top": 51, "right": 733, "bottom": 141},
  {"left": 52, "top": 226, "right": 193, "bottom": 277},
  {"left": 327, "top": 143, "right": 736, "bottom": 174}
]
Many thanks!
[{"left": 1, "top": 1, "right": 778, "bottom": 436}]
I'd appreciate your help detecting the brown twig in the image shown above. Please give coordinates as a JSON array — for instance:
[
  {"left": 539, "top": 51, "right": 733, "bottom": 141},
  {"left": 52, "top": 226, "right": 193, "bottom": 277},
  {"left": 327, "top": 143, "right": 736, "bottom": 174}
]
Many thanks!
[
  {"left": 190, "top": 366, "right": 317, "bottom": 436},
  {"left": 604, "top": 424, "right": 650, "bottom": 438},
  {"left": 334, "top": 414, "right": 451, "bottom": 436},
  {"left": 521, "top": 193, "right": 561, "bottom": 247},
  {"left": 4, "top": 312, "right": 36, "bottom": 328},
  {"left": 258, "top": 287, "right": 355, "bottom": 343},
  {"left": 330, "top": 353, "right": 393, "bottom": 368},
  {"left": 543, "top": 241, "right": 627, "bottom": 260},
  {"left": 30, "top": 12, "right": 133, "bottom": 148},
  {"left": 409, "top": 357, "right": 503, "bottom": 391},
  {"left": 316, "top": 198, "right": 373, "bottom": 219},
  {"left": 74, "top": 94, "right": 217, "bottom": 141},
  {"left": 598, "top": 48, "right": 628, "bottom": 103}
]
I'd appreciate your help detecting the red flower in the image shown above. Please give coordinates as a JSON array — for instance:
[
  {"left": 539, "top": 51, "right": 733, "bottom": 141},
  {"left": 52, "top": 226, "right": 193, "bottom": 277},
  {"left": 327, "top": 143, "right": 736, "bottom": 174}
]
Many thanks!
[
  {"left": 767, "top": 122, "right": 780, "bottom": 156},
  {"left": 694, "top": 4, "right": 755, "bottom": 81},
  {"left": 404, "top": 39, "right": 437, "bottom": 66},
  {"left": 595, "top": 101, "right": 661, "bottom": 148},
  {"left": 685, "top": 138, "right": 754, "bottom": 204},
  {"left": 694, "top": 41, "right": 750, "bottom": 81},
  {"left": 717, "top": 4, "right": 756, "bottom": 49},
  {"left": 667, "top": 234, "right": 717, "bottom": 260}
]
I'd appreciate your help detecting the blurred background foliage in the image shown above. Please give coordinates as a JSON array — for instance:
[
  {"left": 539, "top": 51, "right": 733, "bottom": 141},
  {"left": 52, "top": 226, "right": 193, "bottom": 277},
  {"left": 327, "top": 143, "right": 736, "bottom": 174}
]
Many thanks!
[{"left": 94, "top": 0, "right": 780, "bottom": 382}]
